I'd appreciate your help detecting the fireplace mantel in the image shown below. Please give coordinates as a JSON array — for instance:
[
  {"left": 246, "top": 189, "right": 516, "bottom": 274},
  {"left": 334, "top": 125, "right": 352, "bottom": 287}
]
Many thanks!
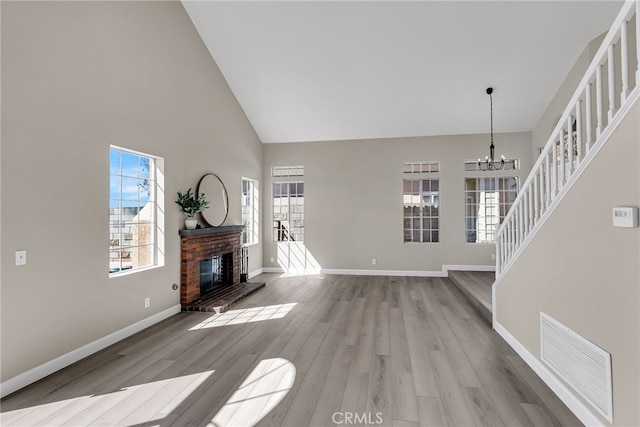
[{"left": 178, "top": 224, "right": 243, "bottom": 237}]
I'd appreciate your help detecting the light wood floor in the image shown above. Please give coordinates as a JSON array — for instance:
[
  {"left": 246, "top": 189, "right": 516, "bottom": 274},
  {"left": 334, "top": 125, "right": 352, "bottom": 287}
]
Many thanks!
[{"left": 0, "top": 273, "right": 582, "bottom": 427}]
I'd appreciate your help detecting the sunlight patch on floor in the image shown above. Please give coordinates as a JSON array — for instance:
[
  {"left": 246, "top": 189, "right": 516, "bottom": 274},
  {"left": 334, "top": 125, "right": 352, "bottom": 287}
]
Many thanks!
[
  {"left": 207, "top": 358, "right": 296, "bottom": 427},
  {"left": 0, "top": 370, "right": 214, "bottom": 427},
  {"left": 189, "top": 303, "right": 298, "bottom": 330},
  {"left": 277, "top": 242, "right": 321, "bottom": 276}
]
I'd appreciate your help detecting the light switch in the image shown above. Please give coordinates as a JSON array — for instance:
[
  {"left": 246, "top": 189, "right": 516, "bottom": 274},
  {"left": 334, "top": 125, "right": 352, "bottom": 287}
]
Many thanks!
[
  {"left": 612, "top": 207, "right": 639, "bottom": 228},
  {"left": 15, "top": 250, "right": 27, "bottom": 265}
]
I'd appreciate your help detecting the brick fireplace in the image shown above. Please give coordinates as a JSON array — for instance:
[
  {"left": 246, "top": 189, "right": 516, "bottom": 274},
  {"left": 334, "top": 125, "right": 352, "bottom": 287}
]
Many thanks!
[{"left": 179, "top": 225, "right": 243, "bottom": 306}]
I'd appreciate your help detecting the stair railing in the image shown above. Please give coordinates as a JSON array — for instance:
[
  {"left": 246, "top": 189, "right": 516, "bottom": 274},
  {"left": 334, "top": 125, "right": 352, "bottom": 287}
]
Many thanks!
[{"left": 496, "top": 0, "right": 640, "bottom": 279}]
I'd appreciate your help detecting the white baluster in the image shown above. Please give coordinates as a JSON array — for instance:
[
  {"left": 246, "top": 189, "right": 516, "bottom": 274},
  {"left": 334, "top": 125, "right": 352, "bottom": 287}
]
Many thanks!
[
  {"left": 523, "top": 190, "right": 528, "bottom": 237},
  {"left": 538, "top": 167, "right": 544, "bottom": 215},
  {"left": 520, "top": 191, "right": 525, "bottom": 239},
  {"left": 500, "top": 232, "right": 505, "bottom": 271},
  {"left": 621, "top": 20, "right": 630, "bottom": 103},
  {"left": 510, "top": 212, "right": 515, "bottom": 255},
  {"left": 509, "top": 219, "right": 514, "bottom": 260},
  {"left": 512, "top": 205, "right": 517, "bottom": 251},
  {"left": 596, "top": 65, "right": 603, "bottom": 138},
  {"left": 636, "top": 0, "right": 640, "bottom": 82},
  {"left": 511, "top": 218, "right": 516, "bottom": 259},
  {"left": 551, "top": 142, "right": 558, "bottom": 200},
  {"left": 534, "top": 170, "right": 540, "bottom": 222},
  {"left": 528, "top": 186, "right": 534, "bottom": 230},
  {"left": 505, "top": 222, "right": 509, "bottom": 264},
  {"left": 512, "top": 216, "right": 517, "bottom": 257},
  {"left": 608, "top": 44, "right": 616, "bottom": 121},
  {"left": 545, "top": 152, "right": 551, "bottom": 208},
  {"left": 575, "top": 100, "right": 583, "bottom": 163},
  {"left": 519, "top": 200, "right": 524, "bottom": 245},
  {"left": 496, "top": 238, "right": 501, "bottom": 276},
  {"left": 559, "top": 132, "right": 566, "bottom": 189},
  {"left": 496, "top": 231, "right": 504, "bottom": 275},
  {"left": 585, "top": 83, "right": 593, "bottom": 152},
  {"left": 567, "top": 115, "right": 574, "bottom": 176}
]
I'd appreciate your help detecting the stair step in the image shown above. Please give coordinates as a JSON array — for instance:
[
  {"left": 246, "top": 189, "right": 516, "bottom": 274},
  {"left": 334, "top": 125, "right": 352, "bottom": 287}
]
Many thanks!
[{"left": 449, "top": 270, "right": 494, "bottom": 323}]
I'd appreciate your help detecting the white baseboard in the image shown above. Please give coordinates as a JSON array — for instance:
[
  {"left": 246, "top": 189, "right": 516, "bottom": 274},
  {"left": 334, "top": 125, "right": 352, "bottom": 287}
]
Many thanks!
[
  {"left": 493, "top": 321, "right": 604, "bottom": 427},
  {"left": 320, "top": 268, "right": 447, "bottom": 277},
  {"left": 0, "top": 304, "right": 182, "bottom": 398},
  {"left": 248, "top": 268, "right": 265, "bottom": 279},
  {"left": 260, "top": 264, "right": 494, "bottom": 278}
]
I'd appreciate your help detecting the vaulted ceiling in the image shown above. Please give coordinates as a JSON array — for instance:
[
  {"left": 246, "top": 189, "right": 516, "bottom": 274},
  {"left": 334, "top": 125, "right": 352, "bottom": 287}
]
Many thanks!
[{"left": 182, "top": 1, "right": 622, "bottom": 143}]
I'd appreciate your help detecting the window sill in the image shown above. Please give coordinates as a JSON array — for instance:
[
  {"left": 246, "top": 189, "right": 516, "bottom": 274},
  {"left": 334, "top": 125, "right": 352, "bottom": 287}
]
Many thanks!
[{"left": 109, "top": 264, "right": 163, "bottom": 279}]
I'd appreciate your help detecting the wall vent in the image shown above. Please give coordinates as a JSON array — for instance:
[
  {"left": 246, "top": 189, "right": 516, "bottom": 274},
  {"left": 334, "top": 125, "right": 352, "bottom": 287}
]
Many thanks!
[{"left": 540, "top": 312, "right": 613, "bottom": 423}]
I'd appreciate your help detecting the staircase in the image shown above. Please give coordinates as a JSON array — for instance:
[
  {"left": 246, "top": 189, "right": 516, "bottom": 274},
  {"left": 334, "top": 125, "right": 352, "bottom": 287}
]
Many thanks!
[
  {"left": 487, "top": 4, "right": 640, "bottom": 425},
  {"left": 495, "top": 0, "right": 640, "bottom": 286}
]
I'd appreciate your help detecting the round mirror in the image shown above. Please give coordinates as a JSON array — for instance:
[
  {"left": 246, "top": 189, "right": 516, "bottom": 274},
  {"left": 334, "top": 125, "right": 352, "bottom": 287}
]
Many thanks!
[{"left": 196, "top": 173, "right": 229, "bottom": 227}]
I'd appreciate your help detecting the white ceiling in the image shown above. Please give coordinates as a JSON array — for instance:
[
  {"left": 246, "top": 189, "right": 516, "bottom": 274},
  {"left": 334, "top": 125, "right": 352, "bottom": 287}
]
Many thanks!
[{"left": 182, "top": 1, "right": 622, "bottom": 143}]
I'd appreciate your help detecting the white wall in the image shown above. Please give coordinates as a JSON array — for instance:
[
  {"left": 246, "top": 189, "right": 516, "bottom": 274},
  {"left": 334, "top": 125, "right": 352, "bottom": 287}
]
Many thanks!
[
  {"left": 263, "top": 132, "right": 532, "bottom": 274},
  {"left": 531, "top": 31, "right": 607, "bottom": 160},
  {"left": 1, "top": 1, "right": 262, "bottom": 384}
]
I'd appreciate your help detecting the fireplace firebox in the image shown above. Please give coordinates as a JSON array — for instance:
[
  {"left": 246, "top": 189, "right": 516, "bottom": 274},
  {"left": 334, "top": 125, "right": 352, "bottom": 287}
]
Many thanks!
[{"left": 200, "top": 253, "right": 234, "bottom": 295}]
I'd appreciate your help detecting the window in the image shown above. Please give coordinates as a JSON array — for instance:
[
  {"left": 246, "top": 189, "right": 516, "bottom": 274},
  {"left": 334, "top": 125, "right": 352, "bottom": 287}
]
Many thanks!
[
  {"left": 273, "top": 182, "right": 304, "bottom": 242},
  {"left": 403, "top": 161, "right": 440, "bottom": 174},
  {"left": 403, "top": 162, "right": 440, "bottom": 243},
  {"left": 109, "top": 147, "right": 164, "bottom": 274},
  {"left": 464, "top": 177, "right": 518, "bottom": 243},
  {"left": 242, "top": 178, "right": 259, "bottom": 245},
  {"left": 272, "top": 166, "right": 304, "bottom": 177}
]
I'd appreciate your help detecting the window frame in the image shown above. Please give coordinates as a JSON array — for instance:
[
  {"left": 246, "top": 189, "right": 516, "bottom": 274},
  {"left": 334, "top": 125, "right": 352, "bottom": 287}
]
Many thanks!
[
  {"left": 463, "top": 176, "right": 518, "bottom": 244},
  {"left": 402, "top": 162, "right": 440, "bottom": 244},
  {"left": 241, "top": 177, "right": 259, "bottom": 246},
  {"left": 272, "top": 181, "right": 304, "bottom": 243},
  {"left": 109, "top": 145, "right": 164, "bottom": 277}
]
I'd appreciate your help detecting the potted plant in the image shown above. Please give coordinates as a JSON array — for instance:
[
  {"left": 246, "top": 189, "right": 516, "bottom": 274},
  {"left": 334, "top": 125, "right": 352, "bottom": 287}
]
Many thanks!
[{"left": 175, "top": 188, "right": 210, "bottom": 230}]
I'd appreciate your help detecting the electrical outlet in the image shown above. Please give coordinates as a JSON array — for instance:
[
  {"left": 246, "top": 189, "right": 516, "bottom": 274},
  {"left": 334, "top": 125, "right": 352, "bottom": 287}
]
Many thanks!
[
  {"left": 270, "top": 257, "right": 275, "bottom": 263},
  {"left": 144, "top": 297, "right": 150, "bottom": 308},
  {"left": 491, "top": 254, "right": 496, "bottom": 260},
  {"left": 15, "top": 250, "right": 27, "bottom": 266},
  {"left": 372, "top": 258, "right": 377, "bottom": 265}
]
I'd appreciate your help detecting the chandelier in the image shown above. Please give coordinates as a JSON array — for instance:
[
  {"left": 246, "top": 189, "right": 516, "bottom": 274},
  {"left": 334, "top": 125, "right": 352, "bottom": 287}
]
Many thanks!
[{"left": 477, "top": 87, "right": 505, "bottom": 171}]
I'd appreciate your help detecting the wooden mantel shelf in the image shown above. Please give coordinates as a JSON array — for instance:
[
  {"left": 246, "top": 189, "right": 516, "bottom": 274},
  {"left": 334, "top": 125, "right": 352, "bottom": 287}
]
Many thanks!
[{"left": 178, "top": 225, "right": 243, "bottom": 237}]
